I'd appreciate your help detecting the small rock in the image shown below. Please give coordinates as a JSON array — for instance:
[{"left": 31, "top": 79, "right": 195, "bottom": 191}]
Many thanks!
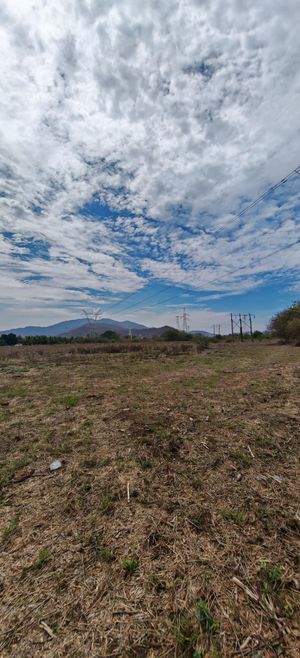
[{"left": 49, "top": 460, "right": 62, "bottom": 472}]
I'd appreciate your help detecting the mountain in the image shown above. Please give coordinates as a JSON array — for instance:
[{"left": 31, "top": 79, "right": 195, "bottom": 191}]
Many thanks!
[
  {"left": 191, "top": 330, "right": 213, "bottom": 337},
  {"left": 136, "top": 325, "right": 173, "bottom": 338},
  {"left": 1, "top": 318, "right": 147, "bottom": 337},
  {"left": 1, "top": 319, "right": 87, "bottom": 337},
  {"left": 62, "top": 322, "right": 128, "bottom": 337},
  {"left": 96, "top": 318, "right": 146, "bottom": 330},
  {"left": 62, "top": 322, "right": 173, "bottom": 338},
  {"left": 1, "top": 317, "right": 212, "bottom": 338}
]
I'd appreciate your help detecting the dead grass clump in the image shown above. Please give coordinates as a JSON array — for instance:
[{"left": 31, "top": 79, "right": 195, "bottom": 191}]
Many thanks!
[
  {"left": 229, "top": 448, "right": 252, "bottom": 468},
  {"left": 188, "top": 508, "right": 212, "bottom": 532}
]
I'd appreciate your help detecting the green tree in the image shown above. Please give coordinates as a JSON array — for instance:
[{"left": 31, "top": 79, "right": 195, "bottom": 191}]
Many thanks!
[
  {"left": 161, "top": 328, "right": 194, "bottom": 341},
  {"left": 100, "top": 330, "right": 120, "bottom": 341},
  {"left": 268, "top": 301, "right": 300, "bottom": 344},
  {"left": 1, "top": 333, "right": 18, "bottom": 346}
]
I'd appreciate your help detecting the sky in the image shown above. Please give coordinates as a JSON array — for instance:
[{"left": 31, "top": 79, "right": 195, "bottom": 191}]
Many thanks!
[{"left": 0, "top": 0, "right": 300, "bottom": 333}]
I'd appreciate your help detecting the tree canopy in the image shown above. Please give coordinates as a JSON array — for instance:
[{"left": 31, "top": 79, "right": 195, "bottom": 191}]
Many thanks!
[{"left": 268, "top": 301, "right": 300, "bottom": 344}]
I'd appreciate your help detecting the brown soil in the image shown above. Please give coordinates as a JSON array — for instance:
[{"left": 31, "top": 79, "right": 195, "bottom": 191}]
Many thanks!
[{"left": 0, "top": 342, "right": 299, "bottom": 657}]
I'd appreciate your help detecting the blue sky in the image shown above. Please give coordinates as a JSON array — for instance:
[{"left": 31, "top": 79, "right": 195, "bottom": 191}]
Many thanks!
[{"left": 0, "top": 0, "right": 300, "bottom": 332}]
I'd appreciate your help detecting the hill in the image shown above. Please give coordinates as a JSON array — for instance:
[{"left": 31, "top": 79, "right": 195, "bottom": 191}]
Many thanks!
[
  {"left": 1, "top": 318, "right": 147, "bottom": 337},
  {"left": 62, "top": 322, "right": 173, "bottom": 338},
  {"left": 0, "top": 319, "right": 87, "bottom": 337},
  {"left": 1, "top": 317, "right": 214, "bottom": 338}
]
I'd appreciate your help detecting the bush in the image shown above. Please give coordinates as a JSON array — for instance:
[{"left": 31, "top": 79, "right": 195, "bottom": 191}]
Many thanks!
[
  {"left": 252, "top": 330, "right": 264, "bottom": 340},
  {"left": 286, "top": 318, "right": 300, "bottom": 344},
  {"left": 100, "top": 330, "right": 120, "bottom": 341},
  {"left": 268, "top": 301, "right": 300, "bottom": 344},
  {"left": 0, "top": 333, "right": 18, "bottom": 346},
  {"left": 161, "top": 328, "right": 194, "bottom": 341}
]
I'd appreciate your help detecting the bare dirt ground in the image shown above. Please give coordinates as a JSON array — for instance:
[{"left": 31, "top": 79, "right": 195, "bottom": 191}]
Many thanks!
[{"left": 0, "top": 342, "right": 299, "bottom": 658}]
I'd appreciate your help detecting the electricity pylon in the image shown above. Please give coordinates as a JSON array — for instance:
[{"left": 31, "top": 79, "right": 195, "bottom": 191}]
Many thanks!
[{"left": 82, "top": 308, "right": 102, "bottom": 335}]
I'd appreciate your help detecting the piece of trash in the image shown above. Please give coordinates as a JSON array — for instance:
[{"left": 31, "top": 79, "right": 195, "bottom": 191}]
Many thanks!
[{"left": 49, "top": 460, "right": 62, "bottom": 471}]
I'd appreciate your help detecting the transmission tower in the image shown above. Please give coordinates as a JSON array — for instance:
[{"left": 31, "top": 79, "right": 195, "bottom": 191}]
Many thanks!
[
  {"left": 230, "top": 313, "right": 255, "bottom": 340},
  {"left": 181, "top": 307, "right": 190, "bottom": 332},
  {"left": 82, "top": 308, "right": 102, "bottom": 335},
  {"left": 242, "top": 313, "right": 255, "bottom": 337},
  {"left": 230, "top": 313, "right": 244, "bottom": 340}
]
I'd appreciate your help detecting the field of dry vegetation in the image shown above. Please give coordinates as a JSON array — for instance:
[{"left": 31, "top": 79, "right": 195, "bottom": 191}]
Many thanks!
[{"left": 0, "top": 341, "right": 299, "bottom": 658}]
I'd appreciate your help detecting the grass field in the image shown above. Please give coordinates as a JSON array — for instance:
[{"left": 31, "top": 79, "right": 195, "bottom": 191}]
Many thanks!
[{"left": 0, "top": 342, "right": 299, "bottom": 657}]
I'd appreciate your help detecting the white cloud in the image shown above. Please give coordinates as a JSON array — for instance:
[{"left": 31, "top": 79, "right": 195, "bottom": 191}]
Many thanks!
[{"left": 0, "top": 0, "right": 300, "bottom": 325}]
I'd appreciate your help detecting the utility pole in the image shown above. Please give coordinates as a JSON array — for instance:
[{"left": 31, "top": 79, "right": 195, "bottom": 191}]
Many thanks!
[
  {"left": 239, "top": 314, "right": 244, "bottom": 341},
  {"left": 230, "top": 313, "right": 234, "bottom": 337},
  {"left": 217, "top": 324, "right": 221, "bottom": 336},
  {"left": 213, "top": 324, "right": 216, "bottom": 336},
  {"left": 248, "top": 313, "right": 255, "bottom": 337}
]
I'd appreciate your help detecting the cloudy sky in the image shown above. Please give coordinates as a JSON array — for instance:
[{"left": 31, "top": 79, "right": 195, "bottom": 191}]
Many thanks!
[{"left": 0, "top": 0, "right": 300, "bottom": 332}]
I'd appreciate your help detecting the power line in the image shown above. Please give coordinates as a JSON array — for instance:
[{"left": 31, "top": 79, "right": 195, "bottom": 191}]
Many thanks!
[
  {"left": 105, "top": 287, "right": 148, "bottom": 312},
  {"left": 110, "top": 285, "right": 167, "bottom": 315},
  {"left": 126, "top": 237, "right": 300, "bottom": 313},
  {"left": 229, "top": 167, "right": 299, "bottom": 220},
  {"left": 209, "top": 163, "right": 300, "bottom": 237},
  {"left": 105, "top": 163, "right": 300, "bottom": 315}
]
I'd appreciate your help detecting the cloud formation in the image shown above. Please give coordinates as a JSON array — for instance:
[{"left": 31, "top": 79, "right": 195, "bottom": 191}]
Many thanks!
[{"left": 0, "top": 0, "right": 300, "bottom": 326}]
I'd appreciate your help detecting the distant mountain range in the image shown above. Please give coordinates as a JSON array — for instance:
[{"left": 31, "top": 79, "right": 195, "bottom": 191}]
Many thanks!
[
  {"left": 61, "top": 321, "right": 174, "bottom": 338},
  {"left": 1, "top": 318, "right": 212, "bottom": 338}
]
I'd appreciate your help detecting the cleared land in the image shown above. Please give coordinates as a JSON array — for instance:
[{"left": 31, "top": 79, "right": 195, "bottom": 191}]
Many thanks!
[{"left": 0, "top": 342, "right": 299, "bottom": 658}]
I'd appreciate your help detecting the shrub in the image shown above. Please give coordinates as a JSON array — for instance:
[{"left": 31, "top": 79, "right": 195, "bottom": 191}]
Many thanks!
[
  {"left": 286, "top": 318, "right": 300, "bottom": 344},
  {"left": 268, "top": 301, "right": 300, "bottom": 343},
  {"left": 100, "top": 330, "right": 120, "bottom": 341},
  {"left": 161, "top": 328, "right": 194, "bottom": 341}
]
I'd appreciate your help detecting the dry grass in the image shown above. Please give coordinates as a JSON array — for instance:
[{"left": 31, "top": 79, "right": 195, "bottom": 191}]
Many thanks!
[{"left": 0, "top": 342, "right": 299, "bottom": 657}]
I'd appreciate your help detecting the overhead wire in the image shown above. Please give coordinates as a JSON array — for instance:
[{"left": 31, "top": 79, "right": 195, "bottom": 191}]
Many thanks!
[
  {"left": 104, "top": 163, "right": 300, "bottom": 315},
  {"left": 134, "top": 237, "right": 300, "bottom": 313}
]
